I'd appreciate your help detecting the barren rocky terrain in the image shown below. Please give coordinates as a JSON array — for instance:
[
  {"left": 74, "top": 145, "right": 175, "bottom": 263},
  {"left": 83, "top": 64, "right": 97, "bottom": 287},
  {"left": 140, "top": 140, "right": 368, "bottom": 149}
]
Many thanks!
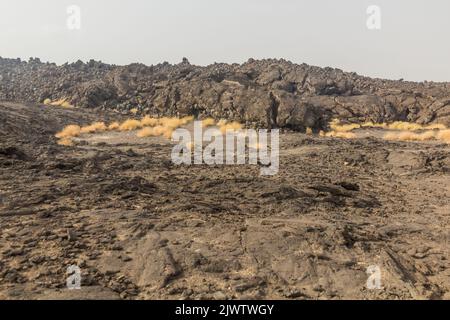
[
  {"left": 0, "top": 99, "right": 449, "bottom": 300},
  {"left": 0, "top": 58, "right": 449, "bottom": 300},
  {"left": 1, "top": 57, "right": 450, "bottom": 130}
]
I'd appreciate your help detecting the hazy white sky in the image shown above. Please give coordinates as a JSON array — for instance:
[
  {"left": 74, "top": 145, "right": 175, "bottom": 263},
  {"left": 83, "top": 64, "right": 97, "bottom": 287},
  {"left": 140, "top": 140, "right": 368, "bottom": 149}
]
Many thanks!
[{"left": 1, "top": 0, "right": 449, "bottom": 81}]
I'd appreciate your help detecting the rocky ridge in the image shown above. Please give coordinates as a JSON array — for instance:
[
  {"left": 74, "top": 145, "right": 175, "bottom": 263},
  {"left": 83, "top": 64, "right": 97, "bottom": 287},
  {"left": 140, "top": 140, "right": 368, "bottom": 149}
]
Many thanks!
[{"left": 1, "top": 57, "right": 450, "bottom": 131}]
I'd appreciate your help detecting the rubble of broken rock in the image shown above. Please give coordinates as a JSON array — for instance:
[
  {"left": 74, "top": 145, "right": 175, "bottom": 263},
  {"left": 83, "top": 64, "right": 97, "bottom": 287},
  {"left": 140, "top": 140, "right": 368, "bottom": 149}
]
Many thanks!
[
  {"left": 0, "top": 101, "right": 449, "bottom": 300},
  {"left": 1, "top": 57, "right": 450, "bottom": 131},
  {"left": 0, "top": 57, "right": 449, "bottom": 300}
]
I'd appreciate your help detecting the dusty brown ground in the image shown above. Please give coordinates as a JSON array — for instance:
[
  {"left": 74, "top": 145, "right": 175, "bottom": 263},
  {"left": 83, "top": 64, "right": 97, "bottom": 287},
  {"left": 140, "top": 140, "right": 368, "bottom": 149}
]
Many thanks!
[{"left": 0, "top": 102, "right": 449, "bottom": 300}]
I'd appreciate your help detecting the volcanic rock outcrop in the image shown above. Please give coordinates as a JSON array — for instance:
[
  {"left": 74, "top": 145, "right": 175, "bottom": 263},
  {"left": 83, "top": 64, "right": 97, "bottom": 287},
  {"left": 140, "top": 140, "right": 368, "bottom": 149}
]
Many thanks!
[{"left": 1, "top": 57, "right": 449, "bottom": 131}]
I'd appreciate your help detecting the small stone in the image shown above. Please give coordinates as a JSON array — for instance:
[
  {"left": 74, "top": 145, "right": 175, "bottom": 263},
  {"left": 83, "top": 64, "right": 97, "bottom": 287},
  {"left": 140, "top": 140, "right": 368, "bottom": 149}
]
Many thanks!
[
  {"left": 119, "top": 292, "right": 128, "bottom": 299},
  {"left": 212, "top": 291, "right": 227, "bottom": 300},
  {"left": 67, "top": 229, "right": 77, "bottom": 241}
]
